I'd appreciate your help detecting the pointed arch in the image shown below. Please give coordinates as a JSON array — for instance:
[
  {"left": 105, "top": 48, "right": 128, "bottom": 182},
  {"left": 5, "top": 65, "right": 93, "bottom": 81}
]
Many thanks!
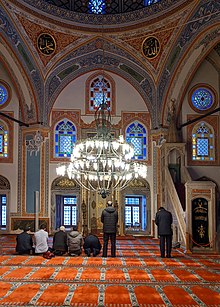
[
  {"left": 85, "top": 71, "right": 115, "bottom": 115},
  {"left": 125, "top": 121, "right": 147, "bottom": 160},
  {"left": 191, "top": 121, "right": 215, "bottom": 162}
]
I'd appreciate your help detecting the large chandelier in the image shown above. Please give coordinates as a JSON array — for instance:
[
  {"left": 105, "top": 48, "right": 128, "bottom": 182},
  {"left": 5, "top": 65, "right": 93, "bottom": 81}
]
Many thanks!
[{"left": 56, "top": 99, "right": 147, "bottom": 198}]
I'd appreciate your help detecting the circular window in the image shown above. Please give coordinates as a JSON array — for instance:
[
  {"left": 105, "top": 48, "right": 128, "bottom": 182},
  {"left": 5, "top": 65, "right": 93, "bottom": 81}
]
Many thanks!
[
  {"left": 0, "top": 81, "right": 11, "bottom": 109},
  {"left": 189, "top": 84, "right": 217, "bottom": 113},
  {"left": 0, "top": 84, "right": 9, "bottom": 106}
]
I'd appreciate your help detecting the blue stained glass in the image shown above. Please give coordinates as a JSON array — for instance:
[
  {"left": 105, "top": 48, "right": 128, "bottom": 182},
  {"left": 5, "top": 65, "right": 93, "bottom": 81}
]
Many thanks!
[
  {"left": 130, "top": 138, "right": 143, "bottom": 156},
  {"left": 197, "top": 138, "right": 208, "bottom": 156},
  {"left": 0, "top": 135, "right": 3, "bottom": 153},
  {"left": 89, "top": 0, "right": 105, "bottom": 14},
  {"left": 59, "top": 135, "right": 72, "bottom": 154},
  {"left": 126, "top": 122, "right": 147, "bottom": 160},
  {"left": 144, "top": 0, "right": 161, "bottom": 5},
  {"left": 0, "top": 85, "right": 8, "bottom": 106},
  {"left": 192, "top": 88, "right": 213, "bottom": 111},
  {"left": 196, "top": 124, "right": 209, "bottom": 134},
  {"left": 55, "top": 119, "right": 76, "bottom": 158},
  {"left": 192, "top": 122, "right": 214, "bottom": 162}
]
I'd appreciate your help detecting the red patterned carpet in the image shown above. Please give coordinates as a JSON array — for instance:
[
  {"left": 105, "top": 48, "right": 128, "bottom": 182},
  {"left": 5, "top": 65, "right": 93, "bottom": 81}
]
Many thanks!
[{"left": 0, "top": 235, "right": 220, "bottom": 306}]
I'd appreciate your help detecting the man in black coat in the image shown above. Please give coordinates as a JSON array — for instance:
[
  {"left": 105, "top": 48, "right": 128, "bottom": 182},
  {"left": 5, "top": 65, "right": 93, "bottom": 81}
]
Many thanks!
[
  {"left": 16, "top": 226, "right": 33, "bottom": 255},
  {"left": 52, "top": 226, "right": 68, "bottom": 255},
  {"left": 83, "top": 234, "right": 102, "bottom": 257},
  {"left": 155, "top": 207, "right": 173, "bottom": 258},
  {"left": 101, "top": 200, "right": 118, "bottom": 257}
]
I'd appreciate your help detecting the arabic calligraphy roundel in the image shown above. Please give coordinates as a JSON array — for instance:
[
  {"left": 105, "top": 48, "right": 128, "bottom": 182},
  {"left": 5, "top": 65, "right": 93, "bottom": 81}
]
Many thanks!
[
  {"left": 37, "top": 33, "right": 56, "bottom": 56},
  {"left": 142, "top": 36, "right": 160, "bottom": 59}
]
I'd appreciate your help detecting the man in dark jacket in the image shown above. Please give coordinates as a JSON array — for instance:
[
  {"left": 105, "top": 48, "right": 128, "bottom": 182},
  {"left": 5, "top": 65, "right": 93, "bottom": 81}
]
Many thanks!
[
  {"left": 155, "top": 207, "right": 173, "bottom": 258},
  {"left": 101, "top": 200, "right": 118, "bottom": 257},
  {"left": 83, "top": 234, "right": 102, "bottom": 257},
  {"left": 52, "top": 226, "right": 68, "bottom": 255},
  {"left": 16, "top": 226, "right": 33, "bottom": 255}
]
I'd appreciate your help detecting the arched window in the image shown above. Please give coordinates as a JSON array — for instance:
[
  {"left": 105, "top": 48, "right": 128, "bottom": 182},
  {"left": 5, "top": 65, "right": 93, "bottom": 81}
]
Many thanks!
[
  {"left": 89, "top": 75, "right": 111, "bottom": 112},
  {"left": 0, "top": 121, "right": 8, "bottom": 158},
  {"left": 192, "top": 122, "right": 214, "bottom": 161},
  {"left": 126, "top": 122, "right": 147, "bottom": 160},
  {"left": 55, "top": 119, "right": 76, "bottom": 158}
]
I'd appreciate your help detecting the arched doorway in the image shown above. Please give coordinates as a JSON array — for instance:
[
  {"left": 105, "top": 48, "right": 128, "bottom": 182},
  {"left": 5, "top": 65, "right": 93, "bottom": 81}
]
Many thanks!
[
  {"left": 120, "top": 179, "right": 151, "bottom": 236},
  {"left": 51, "top": 176, "right": 81, "bottom": 232}
]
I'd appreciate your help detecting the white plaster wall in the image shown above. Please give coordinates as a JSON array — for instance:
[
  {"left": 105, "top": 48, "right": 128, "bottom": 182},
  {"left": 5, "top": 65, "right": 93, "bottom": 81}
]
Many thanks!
[
  {"left": 182, "top": 59, "right": 219, "bottom": 129},
  {"left": 181, "top": 58, "right": 220, "bottom": 190},
  {"left": 50, "top": 70, "right": 151, "bottom": 221},
  {"left": 53, "top": 70, "right": 148, "bottom": 119},
  {"left": 0, "top": 61, "right": 19, "bottom": 213}
]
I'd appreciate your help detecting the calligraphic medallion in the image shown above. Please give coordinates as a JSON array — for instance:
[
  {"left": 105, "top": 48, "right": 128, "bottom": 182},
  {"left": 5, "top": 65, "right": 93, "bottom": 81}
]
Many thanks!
[
  {"left": 142, "top": 36, "right": 160, "bottom": 59},
  {"left": 37, "top": 33, "right": 56, "bottom": 56}
]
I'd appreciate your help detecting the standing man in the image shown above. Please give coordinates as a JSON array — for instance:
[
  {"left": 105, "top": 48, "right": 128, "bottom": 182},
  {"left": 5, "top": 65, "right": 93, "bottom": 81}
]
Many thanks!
[
  {"left": 101, "top": 200, "right": 118, "bottom": 257},
  {"left": 155, "top": 207, "right": 173, "bottom": 258}
]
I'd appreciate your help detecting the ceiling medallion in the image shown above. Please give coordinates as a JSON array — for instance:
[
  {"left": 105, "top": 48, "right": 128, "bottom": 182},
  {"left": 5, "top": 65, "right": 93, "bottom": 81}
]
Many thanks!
[
  {"left": 37, "top": 33, "right": 56, "bottom": 56},
  {"left": 142, "top": 36, "right": 160, "bottom": 59}
]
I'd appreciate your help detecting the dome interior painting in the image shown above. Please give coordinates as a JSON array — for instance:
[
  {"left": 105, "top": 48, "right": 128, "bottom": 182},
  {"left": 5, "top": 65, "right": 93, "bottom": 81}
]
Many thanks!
[{"left": 0, "top": 0, "right": 219, "bottom": 257}]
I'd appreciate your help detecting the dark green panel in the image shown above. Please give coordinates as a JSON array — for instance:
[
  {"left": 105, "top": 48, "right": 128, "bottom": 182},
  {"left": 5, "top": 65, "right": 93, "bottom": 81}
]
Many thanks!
[{"left": 119, "top": 64, "right": 144, "bottom": 83}]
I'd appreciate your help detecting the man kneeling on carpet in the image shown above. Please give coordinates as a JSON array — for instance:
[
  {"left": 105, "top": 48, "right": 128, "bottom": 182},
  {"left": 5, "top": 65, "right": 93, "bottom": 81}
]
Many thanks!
[
  {"left": 16, "top": 226, "right": 33, "bottom": 255},
  {"left": 67, "top": 226, "right": 83, "bottom": 256},
  {"left": 52, "top": 225, "right": 68, "bottom": 256},
  {"left": 34, "top": 224, "right": 54, "bottom": 258},
  {"left": 83, "top": 233, "right": 102, "bottom": 257}
]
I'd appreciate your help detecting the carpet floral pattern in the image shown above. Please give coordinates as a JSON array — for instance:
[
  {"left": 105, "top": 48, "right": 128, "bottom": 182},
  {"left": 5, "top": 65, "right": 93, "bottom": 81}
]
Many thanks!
[{"left": 0, "top": 237, "right": 219, "bottom": 306}]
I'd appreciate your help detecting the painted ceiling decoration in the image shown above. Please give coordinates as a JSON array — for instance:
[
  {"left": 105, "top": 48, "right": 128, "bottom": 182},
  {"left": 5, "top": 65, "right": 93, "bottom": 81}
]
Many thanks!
[{"left": 0, "top": 0, "right": 219, "bottom": 128}]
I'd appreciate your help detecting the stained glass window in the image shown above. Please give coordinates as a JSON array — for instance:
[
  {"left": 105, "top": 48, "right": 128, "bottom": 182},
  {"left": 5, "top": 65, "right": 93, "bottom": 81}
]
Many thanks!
[
  {"left": 89, "top": 0, "right": 105, "bottom": 14},
  {"left": 125, "top": 197, "right": 141, "bottom": 228},
  {"left": 0, "top": 194, "right": 6, "bottom": 227},
  {"left": 126, "top": 122, "right": 147, "bottom": 160},
  {"left": 90, "top": 76, "right": 111, "bottom": 112},
  {"left": 192, "top": 122, "right": 214, "bottom": 161},
  {"left": 55, "top": 119, "right": 76, "bottom": 158},
  {"left": 191, "top": 88, "right": 214, "bottom": 111},
  {"left": 144, "top": 0, "right": 161, "bottom": 5},
  {"left": 0, "top": 84, "right": 8, "bottom": 107},
  {"left": 0, "top": 122, "right": 8, "bottom": 158},
  {"left": 63, "top": 197, "right": 77, "bottom": 227}
]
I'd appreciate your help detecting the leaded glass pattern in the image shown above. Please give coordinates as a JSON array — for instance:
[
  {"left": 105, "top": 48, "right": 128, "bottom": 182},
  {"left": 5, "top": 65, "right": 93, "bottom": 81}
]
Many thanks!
[
  {"left": 0, "top": 122, "right": 8, "bottom": 158},
  {"left": 63, "top": 196, "right": 77, "bottom": 227},
  {"left": 44, "top": 0, "right": 161, "bottom": 14},
  {"left": 0, "top": 194, "right": 6, "bottom": 227},
  {"left": 125, "top": 197, "right": 141, "bottom": 228},
  {"left": 89, "top": 0, "right": 105, "bottom": 14},
  {"left": 191, "top": 88, "right": 214, "bottom": 111},
  {"left": 90, "top": 76, "right": 111, "bottom": 111},
  {"left": 126, "top": 122, "right": 147, "bottom": 160},
  {"left": 55, "top": 119, "right": 76, "bottom": 158},
  {"left": 192, "top": 122, "right": 214, "bottom": 161},
  {"left": 0, "top": 84, "right": 8, "bottom": 106}
]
